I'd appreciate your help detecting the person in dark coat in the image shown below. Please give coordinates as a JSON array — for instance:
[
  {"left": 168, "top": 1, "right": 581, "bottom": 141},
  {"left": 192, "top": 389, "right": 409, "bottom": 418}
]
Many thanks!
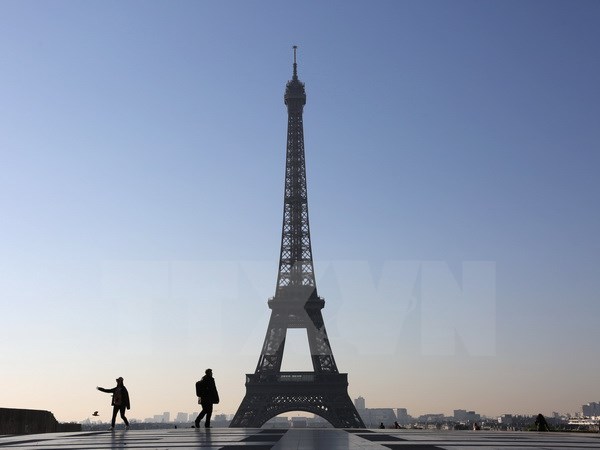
[
  {"left": 194, "top": 369, "right": 219, "bottom": 428},
  {"left": 97, "top": 377, "right": 130, "bottom": 430}
]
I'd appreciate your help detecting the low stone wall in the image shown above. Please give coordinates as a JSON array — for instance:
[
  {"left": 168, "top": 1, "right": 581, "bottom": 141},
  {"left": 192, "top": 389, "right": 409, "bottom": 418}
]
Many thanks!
[
  {"left": 0, "top": 408, "right": 81, "bottom": 435},
  {"left": 57, "top": 421, "right": 82, "bottom": 432}
]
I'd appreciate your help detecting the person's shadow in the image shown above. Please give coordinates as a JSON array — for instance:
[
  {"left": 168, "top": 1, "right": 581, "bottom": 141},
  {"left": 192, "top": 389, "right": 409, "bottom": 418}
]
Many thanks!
[
  {"left": 194, "top": 427, "right": 212, "bottom": 446},
  {"left": 110, "top": 429, "right": 127, "bottom": 447}
]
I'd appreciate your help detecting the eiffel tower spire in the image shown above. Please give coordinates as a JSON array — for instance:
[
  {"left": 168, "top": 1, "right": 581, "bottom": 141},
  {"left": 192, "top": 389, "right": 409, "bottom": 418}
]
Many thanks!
[
  {"left": 230, "top": 47, "right": 364, "bottom": 429},
  {"left": 292, "top": 45, "right": 298, "bottom": 80}
]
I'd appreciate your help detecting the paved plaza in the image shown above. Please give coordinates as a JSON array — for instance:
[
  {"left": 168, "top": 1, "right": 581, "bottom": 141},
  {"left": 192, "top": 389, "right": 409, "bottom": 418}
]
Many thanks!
[{"left": 1, "top": 428, "right": 600, "bottom": 449}]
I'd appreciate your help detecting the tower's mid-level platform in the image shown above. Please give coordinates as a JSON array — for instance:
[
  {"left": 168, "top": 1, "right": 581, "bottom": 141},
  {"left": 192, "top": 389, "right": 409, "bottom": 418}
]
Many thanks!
[
  {"left": 1, "top": 428, "right": 599, "bottom": 449},
  {"left": 244, "top": 371, "right": 348, "bottom": 385}
]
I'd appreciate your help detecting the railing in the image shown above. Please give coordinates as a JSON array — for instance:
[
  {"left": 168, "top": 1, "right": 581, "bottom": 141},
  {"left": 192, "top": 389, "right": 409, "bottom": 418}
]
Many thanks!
[
  {"left": 246, "top": 372, "right": 348, "bottom": 385},
  {"left": 278, "top": 373, "right": 315, "bottom": 382}
]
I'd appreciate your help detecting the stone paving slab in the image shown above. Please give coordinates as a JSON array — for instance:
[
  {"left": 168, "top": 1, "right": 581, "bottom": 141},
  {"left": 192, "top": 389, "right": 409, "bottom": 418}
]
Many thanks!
[{"left": 1, "top": 428, "right": 599, "bottom": 449}]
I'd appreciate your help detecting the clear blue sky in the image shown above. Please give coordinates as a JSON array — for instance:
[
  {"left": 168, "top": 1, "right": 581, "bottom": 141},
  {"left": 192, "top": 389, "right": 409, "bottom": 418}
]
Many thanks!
[{"left": 1, "top": 0, "right": 599, "bottom": 422}]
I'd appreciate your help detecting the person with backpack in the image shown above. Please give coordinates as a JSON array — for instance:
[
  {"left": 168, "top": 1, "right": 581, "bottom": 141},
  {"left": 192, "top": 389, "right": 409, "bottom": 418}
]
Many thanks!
[
  {"left": 194, "top": 368, "right": 219, "bottom": 428},
  {"left": 97, "top": 377, "right": 130, "bottom": 430}
]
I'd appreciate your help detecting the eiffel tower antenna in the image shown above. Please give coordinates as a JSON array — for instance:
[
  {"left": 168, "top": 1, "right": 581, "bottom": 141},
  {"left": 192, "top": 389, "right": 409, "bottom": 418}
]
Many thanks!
[
  {"left": 292, "top": 45, "right": 298, "bottom": 80},
  {"left": 230, "top": 47, "right": 365, "bottom": 429}
]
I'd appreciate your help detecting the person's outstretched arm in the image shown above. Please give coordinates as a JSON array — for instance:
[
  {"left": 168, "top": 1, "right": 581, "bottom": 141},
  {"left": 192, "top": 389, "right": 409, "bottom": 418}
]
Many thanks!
[{"left": 97, "top": 386, "right": 115, "bottom": 393}]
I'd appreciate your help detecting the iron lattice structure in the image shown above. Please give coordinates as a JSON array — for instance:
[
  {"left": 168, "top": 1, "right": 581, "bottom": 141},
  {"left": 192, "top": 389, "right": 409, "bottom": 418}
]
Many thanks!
[{"left": 230, "top": 48, "right": 364, "bottom": 429}]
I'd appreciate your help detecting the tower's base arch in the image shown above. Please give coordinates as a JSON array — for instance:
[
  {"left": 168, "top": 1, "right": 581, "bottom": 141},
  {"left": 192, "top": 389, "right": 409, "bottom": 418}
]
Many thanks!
[{"left": 230, "top": 372, "right": 364, "bottom": 428}]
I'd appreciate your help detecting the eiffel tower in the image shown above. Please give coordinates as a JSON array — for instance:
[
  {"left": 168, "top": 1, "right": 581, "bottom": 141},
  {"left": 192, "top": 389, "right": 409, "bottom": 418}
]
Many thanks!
[{"left": 230, "top": 47, "right": 365, "bottom": 429}]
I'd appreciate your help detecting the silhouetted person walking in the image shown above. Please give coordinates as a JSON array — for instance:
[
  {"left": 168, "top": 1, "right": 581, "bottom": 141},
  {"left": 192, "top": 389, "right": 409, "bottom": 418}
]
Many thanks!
[
  {"left": 97, "top": 377, "right": 130, "bottom": 430},
  {"left": 194, "top": 369, "right": 219, "bottom": 428}
]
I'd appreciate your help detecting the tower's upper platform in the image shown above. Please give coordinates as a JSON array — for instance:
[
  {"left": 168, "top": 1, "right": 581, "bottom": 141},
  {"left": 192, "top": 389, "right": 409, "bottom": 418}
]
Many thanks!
[{"left": 285, "top": 46, "right": 306, "bottom": 106}]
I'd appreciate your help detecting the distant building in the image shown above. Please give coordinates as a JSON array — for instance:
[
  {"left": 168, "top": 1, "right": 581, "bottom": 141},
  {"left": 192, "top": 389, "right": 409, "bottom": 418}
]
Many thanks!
[
  {"left": 396, "top": 408, "right": 411, "bottom": 425},
  {"left": 568, "top": 416, "right": 600, "bottom": 426},
  {"left": 454, "top": 409, "right": 467, "bottom": 421},
  {"left": 210, "top": 414, "right": 229, "bottom": 427},
  {"left": 352, "top": 397, "right": 399, "bottom": 428},
  {"left": 264, "top": 417, "right": 290, "bottom": 429},
  {"left": 354, "top": 397, "right": 367, "bottom": 425},
  {"left": 310, "top": 415, "right": 333, "bottom": 428},
  {"left": 291, "top": 417, "right": 308, "bottom": 428},
  {"left": 582, "top": 402, "right": 600, "bottom": 417},
  {"left": 175, "top": 412, "right": 188, "bottom": 423},
  {"left": 418, "top": 414, "right": 445, "bottom": 423},
  {"left": 363, "top": 408, "right": 397, "bottom": 428},
  {"left": 354, "top": 397, "right": 366, "bottom": 410},
  {"left": 454, "top": 409, "right": 480, "bottom": 422}
]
